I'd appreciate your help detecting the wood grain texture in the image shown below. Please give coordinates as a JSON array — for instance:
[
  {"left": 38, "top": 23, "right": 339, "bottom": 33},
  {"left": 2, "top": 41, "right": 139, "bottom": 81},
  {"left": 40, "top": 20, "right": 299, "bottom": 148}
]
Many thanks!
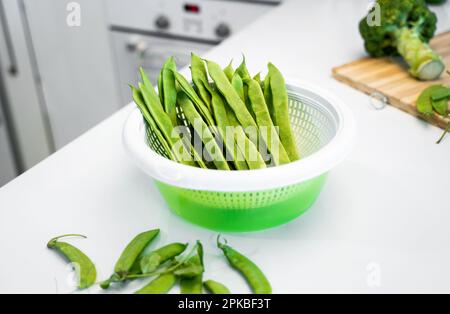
[{"left": 333, "top": 31, "right": 450, "bottom": 129}]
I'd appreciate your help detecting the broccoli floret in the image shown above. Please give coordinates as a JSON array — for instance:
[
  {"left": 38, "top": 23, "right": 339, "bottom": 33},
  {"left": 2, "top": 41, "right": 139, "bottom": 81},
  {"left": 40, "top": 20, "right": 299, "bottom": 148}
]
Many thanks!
[{"left": 359, "top": 0, "right": 445, "bottom": 80}]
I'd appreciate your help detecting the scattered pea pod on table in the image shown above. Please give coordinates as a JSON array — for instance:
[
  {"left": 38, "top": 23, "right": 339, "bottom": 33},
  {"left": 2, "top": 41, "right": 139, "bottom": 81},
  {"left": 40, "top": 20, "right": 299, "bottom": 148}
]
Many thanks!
[
  {"left": 140, "top": 242, "right": 188, "bottom": 274},
  {"left": 100, "top": 229, "right": 160, "bottom": 289},
  {"left": 204, "top": 280, "right": 231, "bottom": 294},
  {"left": 47, "top": 234, "right": 97, "bottom": 290},
  {"left": 178, "top": 241, "right": 204, "bottom": 294},
  {"left": 217, "top": 236, "right": 272, "bottom": 294},
  {"left": 135, "top": 273, "right": 177, "bottom": 294}
]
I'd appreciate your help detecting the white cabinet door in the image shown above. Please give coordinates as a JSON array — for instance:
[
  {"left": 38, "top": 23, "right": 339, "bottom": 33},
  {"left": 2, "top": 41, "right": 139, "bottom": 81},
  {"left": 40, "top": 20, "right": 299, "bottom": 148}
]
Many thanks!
[
  {"left": 22, "top": 0, "right": 121, "bottom": 149},
  {"left": 0, "top": 105, "right": 17, "bottom": 187}
]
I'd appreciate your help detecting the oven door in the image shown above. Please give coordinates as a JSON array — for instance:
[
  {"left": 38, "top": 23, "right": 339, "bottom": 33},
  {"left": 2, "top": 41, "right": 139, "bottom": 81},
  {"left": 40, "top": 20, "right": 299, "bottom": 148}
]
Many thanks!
[{"left": 111, "top": 31, "right": 214, "bottom": 105}]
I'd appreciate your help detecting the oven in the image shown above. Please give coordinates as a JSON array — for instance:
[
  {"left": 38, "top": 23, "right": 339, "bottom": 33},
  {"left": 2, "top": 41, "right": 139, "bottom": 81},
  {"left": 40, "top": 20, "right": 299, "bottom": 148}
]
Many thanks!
[{"left": 107, "top": 0, "right": 281, "bottom": 105}]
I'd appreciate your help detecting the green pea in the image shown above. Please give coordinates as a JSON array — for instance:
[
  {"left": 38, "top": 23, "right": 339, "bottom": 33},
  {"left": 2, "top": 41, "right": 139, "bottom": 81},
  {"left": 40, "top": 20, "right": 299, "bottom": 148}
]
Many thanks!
[
  {"left": 223, "top": 60, "right": 234, "bottom": 82},
  {"left": 135, "top": 273, "right": 177, "bottom": 294},
  {"left": 131, "top": 85, "right": 176, "bottom": 161},
  {"left": 47, "top": 234, "right": 96, "bottom": 290},
  {"left": 140, "top": 242, "right": 188, "bottom": 274},
  {"left": 101, "top": 229, "right": 159, "bottom": 289},
  {"left": 177, "top": 91, "right": 230, "bottom": 170},
  {"left": 244, "top": 78, "right": 291, "bottom": 166},
  {"left": 206, "top": 60, "right": 257, "bottom": 131},
  {"left": 267, "top": 63, "right": 300, "bottom": 161},
  {"left": 217, "top": 236, "right": 271, "bottom": 294},
  {"left": 160, "top": 57, "right": 178, "bottom": 126},
  {"left": 204, "top": 280, "right": 231, "bottom": 294}
]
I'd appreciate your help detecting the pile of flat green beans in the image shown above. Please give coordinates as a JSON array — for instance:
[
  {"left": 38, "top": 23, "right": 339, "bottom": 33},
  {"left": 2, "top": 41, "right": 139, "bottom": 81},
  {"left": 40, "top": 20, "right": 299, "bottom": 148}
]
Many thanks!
[
  {"left": 131, "top": 54, "right": 300, "bottom": 170},
  {"left": 47, "top": 230, "right": 271, "bottom": 294}
]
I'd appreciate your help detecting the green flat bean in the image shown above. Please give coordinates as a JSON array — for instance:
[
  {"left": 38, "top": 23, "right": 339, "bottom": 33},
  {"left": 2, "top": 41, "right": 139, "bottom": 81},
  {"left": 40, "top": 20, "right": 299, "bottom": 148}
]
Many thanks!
[
  {"left": 47, "top": 234, "right": 96, "bottom": 290},
  {"left": 140, "top": 242, "right": 188, "bottom": 274},
  {"left": 101, "top": 229, "right": 159, "bottom": 288},
  {"left": 203, "top": 280, "right": 231, "bottom": 294},
  {"left": 244, "top": 78, "right": 291, "bottom": 165},
  {"left": 217, "top": 236, "right": 271, "bottom": 294},
  {"left": 174, "top": 71, "right": 215, "bottom": 127},
  {"left": 263, "top": 73, "right": 276, "bottom": 125},
  {"left": 211, "top": 89, "right": 248, "bottom": 170},
  {"left": 161, "top": 57, "right": 178, "bottom": 126},
  {"left": 191, "top": 53, "right": 213, "bottom": 112},
  {"left": 206, "top": 60, "right": 257, "bottom": 131},
  {"left": 135, "top": 273, "right": 177, "bottom": 294},
  {"left": 223, "top": 60, "right": 234, "bottom": 82},
  {"left": 267, "top": 63, "right": 300, "bottom": 161},
  {"left": 178, "top": 91, "right": 230, "bottom": 170},
  {"left": 226, "top": 106, "right": 266, "bottom": 169},
  {"left": 131, "top": 85, "right": 176, "bottom": 161},
  {"left": 235, "top": 57, "right": 251, "bottom": 81}
]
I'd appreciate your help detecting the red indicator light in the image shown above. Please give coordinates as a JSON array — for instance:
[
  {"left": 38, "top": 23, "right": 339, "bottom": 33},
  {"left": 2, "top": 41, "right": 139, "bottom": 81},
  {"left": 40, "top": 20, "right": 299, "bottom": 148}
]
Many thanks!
[{"left": 184, "top": 4, "right": 200, "bottom": 14}]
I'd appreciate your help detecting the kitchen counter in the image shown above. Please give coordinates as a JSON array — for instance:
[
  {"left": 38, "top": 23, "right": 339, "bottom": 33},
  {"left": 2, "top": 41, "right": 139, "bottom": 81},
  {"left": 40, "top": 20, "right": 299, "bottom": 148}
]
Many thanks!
[{"left": 1, "top": 0, "right": 450, "bottom": 293}]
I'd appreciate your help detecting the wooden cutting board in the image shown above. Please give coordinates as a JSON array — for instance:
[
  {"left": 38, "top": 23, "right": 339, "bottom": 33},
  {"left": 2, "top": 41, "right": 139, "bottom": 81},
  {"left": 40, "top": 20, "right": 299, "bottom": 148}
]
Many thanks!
[{"left": 332, "top": 31, "right": 450, "bottom": 129}]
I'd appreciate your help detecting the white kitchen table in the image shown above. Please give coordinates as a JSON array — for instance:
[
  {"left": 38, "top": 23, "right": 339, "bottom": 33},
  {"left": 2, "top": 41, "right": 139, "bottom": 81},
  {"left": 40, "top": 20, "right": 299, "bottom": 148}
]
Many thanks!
[{"left": 1, "top": 0, "right": 450, "bottom": 294}]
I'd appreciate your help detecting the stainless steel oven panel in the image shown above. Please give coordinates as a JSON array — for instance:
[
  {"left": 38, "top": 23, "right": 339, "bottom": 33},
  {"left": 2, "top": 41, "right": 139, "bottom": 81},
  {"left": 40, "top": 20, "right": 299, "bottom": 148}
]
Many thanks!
[
  {"left": 112, "top": 31, "right": 213, "bottom": 105},
  {"left": 107, "top": 0, "right": 277, "bottom": 43}
]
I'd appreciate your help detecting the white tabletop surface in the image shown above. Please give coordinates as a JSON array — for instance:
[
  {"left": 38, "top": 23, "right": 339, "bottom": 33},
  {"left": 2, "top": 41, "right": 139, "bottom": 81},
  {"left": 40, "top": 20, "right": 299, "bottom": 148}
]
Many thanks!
[{"left": 1, "top": 0, "right": 450, "bottom": 294}]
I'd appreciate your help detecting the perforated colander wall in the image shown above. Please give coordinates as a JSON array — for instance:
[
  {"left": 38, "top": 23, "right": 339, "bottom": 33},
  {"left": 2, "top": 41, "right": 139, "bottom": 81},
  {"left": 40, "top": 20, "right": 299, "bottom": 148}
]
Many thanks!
[{"left": 145, "top": 85, "right": 339, "bottom": 209}]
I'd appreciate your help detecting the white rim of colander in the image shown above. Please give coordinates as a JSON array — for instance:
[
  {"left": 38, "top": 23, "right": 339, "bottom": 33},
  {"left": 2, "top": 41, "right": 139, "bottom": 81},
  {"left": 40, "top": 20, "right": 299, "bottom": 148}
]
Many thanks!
[{"left": 123, "top": 79, "right": 356, "bottom": 192}]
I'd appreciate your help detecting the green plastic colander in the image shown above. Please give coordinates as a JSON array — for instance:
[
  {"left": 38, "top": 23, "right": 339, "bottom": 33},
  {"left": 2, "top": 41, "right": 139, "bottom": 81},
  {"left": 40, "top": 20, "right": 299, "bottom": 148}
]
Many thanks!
[{"left": 123, "top": 80, "right": 355, "bottom": 232}]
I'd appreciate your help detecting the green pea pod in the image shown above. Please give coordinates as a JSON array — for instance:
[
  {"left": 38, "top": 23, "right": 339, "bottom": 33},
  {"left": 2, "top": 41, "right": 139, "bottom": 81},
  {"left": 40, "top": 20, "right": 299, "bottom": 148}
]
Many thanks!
[
  {"left": 177, "top": 91, "right": 230, "bottom": 170},
  {"left": 47, "top": 234, "right": 96, "bottom": 290},
  {"left": 253, "top": 72, "right": 263, "bottom": 90},
  {"left": 244, "top": 78, "right": 291, "bottom": 165},
  {"left": 179, "top": 241, "right": 204, "bottom": 294},
  {"left": 191, "top": 53, "right": 213, "bottom": 111},
  {"left": 226, "top": 107, "right": 266, "bottom": 170},
  {"left": 263, "top": 73, "right": 276, "bottom": 125},
  {"left": 174, "top": 71, "right": 215, "bottom": 127},
  {"left": 267, "top": 63, "right": 300, "bottom": 161},
  {"left": 140, "top": 242, "right": 188, "bottom": 274},
  {"left": 232, "top": 73, "right": 245, "bottom": 103},
  {"left": 174, "top": 261, "right": 204, "bottom": 278},
  {"left": 180, "top": 275, "right": 203, "bottom": 294},
  {"left": 210, "top": 89, "right": 248, "bottom": 171},
  {"left": 101, "top": 229, "right": 160, "bottom": 289},
  {"left": 217, "top": 236, "right": 271, "bottom": 294},
  {"left": 223, "top": 60, "right": 234, "bottom": 82},
  {"left": 206, "top": 60, "right": 257, "bottom": 131},
  {"left": 204, "top": 280, "right": 231, "bottom": 294},
  {"left": 235, "top": 57, "right": 251, "bottom": 81},
  {"left": 135, "top": 273, "right": 177, "bottom": 294},
  {"left": 131, "top": 85, "right": 176, "bottom": 161},
  {"left": 161, "top": 57, "right": 178, "bottom": 126},
  {"left": 157, "top": 70, "right": 164, "bottom": 105}
]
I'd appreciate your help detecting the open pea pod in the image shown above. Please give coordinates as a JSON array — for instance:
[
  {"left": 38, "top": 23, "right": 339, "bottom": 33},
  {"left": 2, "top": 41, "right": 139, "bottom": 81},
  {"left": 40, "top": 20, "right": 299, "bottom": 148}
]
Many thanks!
[
  {"left": 47, "top": 234, "right": 96, "bottom": 290},
  {"left": 100, "top": 229, "right": 160, "bottom": 289},
  {"left": 179, "top": 241, "right": 204, "bottom": 294}
]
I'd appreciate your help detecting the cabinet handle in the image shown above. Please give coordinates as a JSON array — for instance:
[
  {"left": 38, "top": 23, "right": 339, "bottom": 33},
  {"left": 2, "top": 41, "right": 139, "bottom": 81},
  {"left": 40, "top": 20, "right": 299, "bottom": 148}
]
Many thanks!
[{"left": 0, "top": 0, "right": 18, "bottom": 76}]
